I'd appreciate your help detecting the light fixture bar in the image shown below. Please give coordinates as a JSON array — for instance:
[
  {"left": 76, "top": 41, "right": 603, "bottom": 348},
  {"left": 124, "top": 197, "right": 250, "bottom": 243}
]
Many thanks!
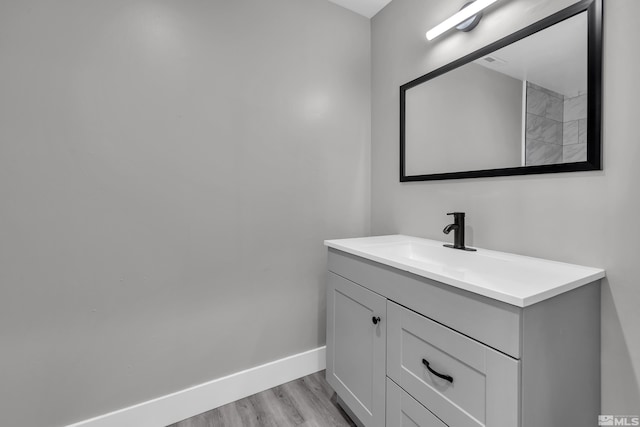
[{"left": 426, "top": 0, "right": 498, "bottom": 41}]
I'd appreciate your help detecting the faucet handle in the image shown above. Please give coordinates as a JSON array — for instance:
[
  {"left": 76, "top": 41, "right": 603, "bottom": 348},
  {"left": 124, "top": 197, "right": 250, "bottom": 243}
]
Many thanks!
[{"left": 447, "top": 212, "right": 465, "bottom": 216}]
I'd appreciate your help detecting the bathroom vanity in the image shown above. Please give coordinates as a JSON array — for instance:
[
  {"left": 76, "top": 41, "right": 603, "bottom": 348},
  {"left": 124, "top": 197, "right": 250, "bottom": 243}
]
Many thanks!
[{"left": 324, "top": 235, "right": 605, "bottom": 427}]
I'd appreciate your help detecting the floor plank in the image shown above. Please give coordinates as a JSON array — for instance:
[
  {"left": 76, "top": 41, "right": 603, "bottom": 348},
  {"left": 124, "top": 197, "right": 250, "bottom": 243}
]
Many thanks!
[{"left": 169, "top": 370, "right": 356, "bottom": 427}]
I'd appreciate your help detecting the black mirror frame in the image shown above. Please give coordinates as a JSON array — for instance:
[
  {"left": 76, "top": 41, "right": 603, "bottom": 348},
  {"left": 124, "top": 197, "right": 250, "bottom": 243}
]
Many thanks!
[{"left": 400, "top": 0, "right": 602, "bottom": 182}]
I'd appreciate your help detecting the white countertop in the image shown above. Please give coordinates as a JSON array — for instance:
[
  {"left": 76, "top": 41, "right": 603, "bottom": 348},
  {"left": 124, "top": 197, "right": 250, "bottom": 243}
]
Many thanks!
[{"left": 324, "top": 235, "right": 605, "bottom": 307}]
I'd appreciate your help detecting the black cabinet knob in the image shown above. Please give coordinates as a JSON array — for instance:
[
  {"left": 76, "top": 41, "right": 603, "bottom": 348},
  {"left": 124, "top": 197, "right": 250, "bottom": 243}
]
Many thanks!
[{"left": 372, "top": 316, "right": 381, "bottom": 325}]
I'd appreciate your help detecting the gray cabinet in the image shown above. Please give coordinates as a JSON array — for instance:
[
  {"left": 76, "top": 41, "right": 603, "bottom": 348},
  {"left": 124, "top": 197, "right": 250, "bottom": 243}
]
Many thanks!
[
  {"left": 326, "top": 248, "right": 601, "bottom": 427},
  {"left": 326, "top": 272, "right": 386, "bottom": 427}
]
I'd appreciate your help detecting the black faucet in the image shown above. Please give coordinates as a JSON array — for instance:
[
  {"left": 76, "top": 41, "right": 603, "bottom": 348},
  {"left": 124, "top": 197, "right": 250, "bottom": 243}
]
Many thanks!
[{"left": 443, "top": 212, "right": 476, "bottom": 251}]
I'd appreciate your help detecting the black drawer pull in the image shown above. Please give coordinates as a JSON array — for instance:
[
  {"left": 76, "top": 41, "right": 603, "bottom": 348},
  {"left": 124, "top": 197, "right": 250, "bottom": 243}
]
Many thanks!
[
  {"left": 372, "top": 316, "right": 381, "bottom": 325},
  {"left": 422, "top": 358, "right": 453, "bottom": 383}
]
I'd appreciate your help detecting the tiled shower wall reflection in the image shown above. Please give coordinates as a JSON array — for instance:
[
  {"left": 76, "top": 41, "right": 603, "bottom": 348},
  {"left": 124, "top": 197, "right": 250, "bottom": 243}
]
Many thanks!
[
  {"left": 562, "top": 91, "right": 588, "bottom": 162},
  {"left": 525, "top": 82, "right": 587, "bottom": 165}
]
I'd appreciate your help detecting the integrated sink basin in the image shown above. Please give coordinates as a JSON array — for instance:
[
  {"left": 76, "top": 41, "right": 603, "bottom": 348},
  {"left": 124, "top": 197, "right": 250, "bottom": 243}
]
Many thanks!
[{"left": 324, "top": 235, "right": 605, "bottom": 307}]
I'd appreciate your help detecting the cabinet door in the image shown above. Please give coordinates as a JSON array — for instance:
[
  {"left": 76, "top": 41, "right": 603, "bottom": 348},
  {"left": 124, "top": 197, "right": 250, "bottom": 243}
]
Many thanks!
[
  {"left": 326, "top": 272, "right": 386, "bottom": 427},
  {"left": 386, "top": 378, "right": 449, "bottom": 427}
]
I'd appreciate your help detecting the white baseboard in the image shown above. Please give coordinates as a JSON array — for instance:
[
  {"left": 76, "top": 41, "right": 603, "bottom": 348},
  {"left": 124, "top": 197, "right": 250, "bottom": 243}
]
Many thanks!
[{"left": 66, "top": 346, "right": 326, "bottom": 427}]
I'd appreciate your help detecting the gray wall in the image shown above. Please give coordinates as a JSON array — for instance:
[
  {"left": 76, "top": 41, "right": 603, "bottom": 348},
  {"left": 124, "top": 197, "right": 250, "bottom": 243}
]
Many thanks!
[
  {"left": 405, "top": 63, "right": 523, "bottom": 175},
  {"left": 0, "top": 1, "right": 370, "bottom": 426},
  {"left": 372, "top": 0, "right": 640, "bottom": 414}
]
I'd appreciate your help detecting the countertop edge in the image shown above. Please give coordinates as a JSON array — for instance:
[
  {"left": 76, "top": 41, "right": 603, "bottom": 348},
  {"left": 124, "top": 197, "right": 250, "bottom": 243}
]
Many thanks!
[{"left": 325, "top": 237, "right": 605, "bottom": 308}]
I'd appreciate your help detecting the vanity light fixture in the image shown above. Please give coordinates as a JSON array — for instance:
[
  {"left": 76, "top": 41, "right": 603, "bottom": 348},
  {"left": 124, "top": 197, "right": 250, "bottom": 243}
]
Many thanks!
[{"left": 426, "top": 0, "right": 498, "bottom": 41}]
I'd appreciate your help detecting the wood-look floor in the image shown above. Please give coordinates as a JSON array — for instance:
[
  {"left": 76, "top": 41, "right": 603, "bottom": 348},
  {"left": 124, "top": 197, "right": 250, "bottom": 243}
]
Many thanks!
[{"left": 168, "top": 370, "right": 356, "bottom": 427}]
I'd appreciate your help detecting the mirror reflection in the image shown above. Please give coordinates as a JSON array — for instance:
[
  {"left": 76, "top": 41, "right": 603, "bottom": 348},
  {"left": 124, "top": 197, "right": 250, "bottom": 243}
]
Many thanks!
[{"left": 404, "top": 11, "right": 588, "bottom": 177}]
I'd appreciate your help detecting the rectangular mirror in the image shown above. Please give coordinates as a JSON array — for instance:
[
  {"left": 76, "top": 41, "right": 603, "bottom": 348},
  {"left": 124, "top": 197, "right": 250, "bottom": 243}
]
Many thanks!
[{"left": 400, "top": 0, "right": 602, "bottom": 181}]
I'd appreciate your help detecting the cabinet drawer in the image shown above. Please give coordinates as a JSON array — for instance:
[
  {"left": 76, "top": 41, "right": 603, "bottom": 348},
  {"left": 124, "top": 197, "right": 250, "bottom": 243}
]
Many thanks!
[
  {"left": 387, "top": 378, "right": 448, "bottom": 427},
  {"left": 387, "top": 301, "right": 520, "bottom": 427}
]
